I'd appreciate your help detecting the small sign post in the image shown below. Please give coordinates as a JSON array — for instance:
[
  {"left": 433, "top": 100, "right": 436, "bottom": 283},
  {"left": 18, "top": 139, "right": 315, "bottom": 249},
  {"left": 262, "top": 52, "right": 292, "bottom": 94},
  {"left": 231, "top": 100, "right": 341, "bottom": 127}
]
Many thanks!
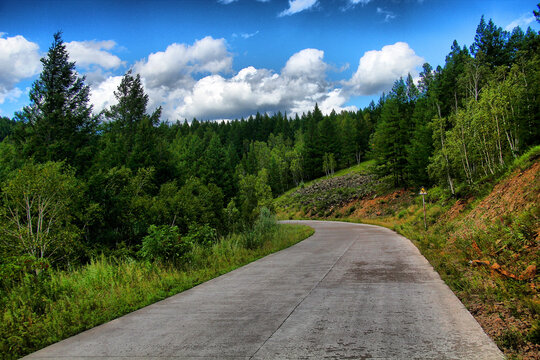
[{"left": 419, "top": 187, "right": 428, "bottom": 230}]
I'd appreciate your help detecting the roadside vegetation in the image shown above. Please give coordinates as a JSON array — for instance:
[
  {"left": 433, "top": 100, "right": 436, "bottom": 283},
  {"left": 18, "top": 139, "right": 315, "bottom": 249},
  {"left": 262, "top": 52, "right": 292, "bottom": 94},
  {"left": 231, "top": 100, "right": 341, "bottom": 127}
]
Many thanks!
[
  {"left": 276, "top": 148, "right": 539, "bottom": 359},
  {"left": 0, "top": 212, "right": 313, "bottom": 359}
]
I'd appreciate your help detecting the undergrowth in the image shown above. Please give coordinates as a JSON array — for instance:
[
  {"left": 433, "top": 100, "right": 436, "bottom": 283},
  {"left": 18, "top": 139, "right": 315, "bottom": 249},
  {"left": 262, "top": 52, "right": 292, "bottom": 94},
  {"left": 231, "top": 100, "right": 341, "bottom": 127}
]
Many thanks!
[{"left": 0, "top": 223, "right": 313, "bottom": 359}]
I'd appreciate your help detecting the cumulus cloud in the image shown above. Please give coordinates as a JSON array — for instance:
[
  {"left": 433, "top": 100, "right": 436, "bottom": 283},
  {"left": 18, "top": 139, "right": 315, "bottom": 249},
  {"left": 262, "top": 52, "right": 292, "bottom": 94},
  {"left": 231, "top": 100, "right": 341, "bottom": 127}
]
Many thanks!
[
  {"left": 87, "top": 39, "right": 422, "bottom": 121},
  {"left": 279, "top": 0, "right": 318, "bottom": 17},
  {"left": 505, "top": 13, "right": 536, "bottom": 31},
  {"left": 66, "top": 40, "right": 125, "bottom": 69},
  {"left": 169, "top": 49, "right": 353, "bottom": 121},
  {"left": 89, "top": 75, "right": 122, "bottom": 113},
  {"left": 133, "top": 36, "right": 232, "bottom": 89},
  {"left": 319, "top": 88, "right": 357, "bottom": 114},
  {"left": 346, "top": 42, "right": 423, "bottom": 95},
  {"left": 0, "top": 34, "right": 41, "bottom": 102},
  {"left": 282, "top": 48, "right": 327, "bottom": 80}
]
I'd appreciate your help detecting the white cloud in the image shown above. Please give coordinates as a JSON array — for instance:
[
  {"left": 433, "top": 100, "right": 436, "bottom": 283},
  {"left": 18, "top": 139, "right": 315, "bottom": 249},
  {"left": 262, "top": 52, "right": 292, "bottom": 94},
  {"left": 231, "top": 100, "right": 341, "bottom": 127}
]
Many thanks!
[
  {"left": 346, "top": 42, "right": 424, "bottom": 95},
  {"left": 377, "top": 7, "right": 396, "bottom": 22},
  {"left": 133, "top": 36, "right": 232, "bottom": 89},
  {"left": 235, "top": 31, "right": 260, "bottom": 39},
  {"left": 89, "top": 75, "right": 122, "bottom": 113},
  {"left": 168, "top": 49, "right": 351, "bottom": 121},
  {"left": 86, "top": 40, "right": 422, "bottom": 121},
  {"left": 279, "top": 0, "right": 318, "bottom": 17},
  {"left": 66, "top": 40, "right": 125, "bottom": 69},
  {"left": 349, "top": 0, "right": 372, "bottom": 5},
  {"left": 319, "top": 88, "right": 357, "bottom": 114},
  {"left": 0, "top": 34, "right": 41, "bottom": 97},
  {"left": 282, "top": 48, "right": 327, "bottom": 80},
  {"left": 505, "top": 13, "right": 536, "bottom": 31},
  {"left": 0, "top": 87, "right": 23, "bottom": 105}
]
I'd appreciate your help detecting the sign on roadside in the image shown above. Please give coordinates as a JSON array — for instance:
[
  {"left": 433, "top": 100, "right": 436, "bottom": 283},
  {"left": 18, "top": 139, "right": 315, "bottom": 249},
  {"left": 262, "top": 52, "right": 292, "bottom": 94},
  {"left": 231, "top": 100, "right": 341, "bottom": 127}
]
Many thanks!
[{"left": 420, "top": 187, "right": 427, "bottom": 230}]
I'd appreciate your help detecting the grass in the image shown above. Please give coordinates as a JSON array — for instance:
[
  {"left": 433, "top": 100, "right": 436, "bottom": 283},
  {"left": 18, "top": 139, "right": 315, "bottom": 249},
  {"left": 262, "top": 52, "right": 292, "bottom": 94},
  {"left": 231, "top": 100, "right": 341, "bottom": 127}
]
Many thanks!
[
  {"left": 329, "top": 159, "right": 375, "bottom": 178},
  {"left": 0, "top": 223, "right": 314, "bottom": 359},
  {"left": 275, "top": 160, "right": 377, "bottom": 220}
]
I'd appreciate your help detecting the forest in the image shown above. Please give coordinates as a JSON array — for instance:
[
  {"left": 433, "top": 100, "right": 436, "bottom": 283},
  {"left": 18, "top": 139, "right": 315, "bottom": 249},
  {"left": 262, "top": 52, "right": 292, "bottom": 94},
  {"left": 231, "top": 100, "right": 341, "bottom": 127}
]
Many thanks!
[{"left": 0, "top": 9, "right": 539, "bottom": 358}]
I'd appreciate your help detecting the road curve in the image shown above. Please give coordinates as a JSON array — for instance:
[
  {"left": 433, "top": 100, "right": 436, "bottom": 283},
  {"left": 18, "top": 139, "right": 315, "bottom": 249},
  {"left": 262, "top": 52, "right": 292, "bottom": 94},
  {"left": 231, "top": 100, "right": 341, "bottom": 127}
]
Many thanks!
[{"left": 25, "top": 220, "right": 503, "bottom": 359}]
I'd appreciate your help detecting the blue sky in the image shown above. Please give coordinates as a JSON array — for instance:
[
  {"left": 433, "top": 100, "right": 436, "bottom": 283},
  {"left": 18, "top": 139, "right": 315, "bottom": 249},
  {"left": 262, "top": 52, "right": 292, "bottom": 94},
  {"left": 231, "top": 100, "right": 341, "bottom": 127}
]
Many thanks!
[{"left": 0, "top": 0, "right": 538, "bottom": 121}]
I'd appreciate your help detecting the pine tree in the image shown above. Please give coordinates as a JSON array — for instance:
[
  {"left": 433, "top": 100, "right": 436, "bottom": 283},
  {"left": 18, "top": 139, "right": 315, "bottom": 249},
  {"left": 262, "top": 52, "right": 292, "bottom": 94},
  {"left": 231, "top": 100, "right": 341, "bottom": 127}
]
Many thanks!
[
  {"left": 470, "top": 16, "right": 510, "bottom": 68},
  {"left": 97, "top": 70, "right": 170, "bottom": 179},
  {"left": 15, "top": 32, "right": 96, "bottom": 171},
  {"left": 371, "top": 80, "right": 410, "bottom": 186}
]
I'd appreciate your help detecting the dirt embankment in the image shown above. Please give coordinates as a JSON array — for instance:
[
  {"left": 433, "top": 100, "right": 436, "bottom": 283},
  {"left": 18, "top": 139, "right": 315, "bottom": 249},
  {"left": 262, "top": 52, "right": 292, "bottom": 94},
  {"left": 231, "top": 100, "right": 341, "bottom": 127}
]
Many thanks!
[{"left": 461, "top": 161, "right": 539, "bottom": 226}]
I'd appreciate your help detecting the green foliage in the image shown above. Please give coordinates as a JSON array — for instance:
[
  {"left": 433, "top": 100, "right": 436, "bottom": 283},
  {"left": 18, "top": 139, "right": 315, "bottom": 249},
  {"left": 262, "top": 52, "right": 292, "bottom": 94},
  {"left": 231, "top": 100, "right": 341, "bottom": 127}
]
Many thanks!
[
  {"left": 243, "top": 207, "right": 278, "bottom": 249},
  {"left": 0, "top": 224, "right": 313, "bottom": 359},
  {"left": 238, "top": 169, "right": 273, "bottom": 225},
  {"left": 184, "top": 224, "right": 217, "bottom": 247},
  {"left": 95, "top": 70, "right": 171, "bottom": 180},
  {"left": 14, "top": 32, "right": 96, "bottom": 171},
  {"left": 0, "top": 255, "right": 51, "bottom": 291},
  {"left": 0, "top": 116, "right": 15, "bottom": 141},
  {"left": 0, "top": 162, "right": 82, "bottom": 262},
  {"left": 138, "top": 225, "right": 192, "bottom": 265}
]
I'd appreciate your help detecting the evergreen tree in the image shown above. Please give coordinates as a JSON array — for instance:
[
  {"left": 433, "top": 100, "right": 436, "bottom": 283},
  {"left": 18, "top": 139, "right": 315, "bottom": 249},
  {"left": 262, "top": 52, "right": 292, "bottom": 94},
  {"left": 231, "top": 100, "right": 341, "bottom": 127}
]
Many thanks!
[
  {"left": 371, "top": 79, "right": 410, "bottom": 186},
  {"left": 97, "top": 70, "right": 169, "bottom": 178},
  {"left": 303, "top": 107, "right": 323, "bottom": 179},
  {"left": 0, "top": 117, "right": 15, "bottom": 142},
  {"left": 15, "top": 32, "right": 96, "bottom": 171},
  {"left": 470, "top": 16, "right": 510, "bottom": 68}
]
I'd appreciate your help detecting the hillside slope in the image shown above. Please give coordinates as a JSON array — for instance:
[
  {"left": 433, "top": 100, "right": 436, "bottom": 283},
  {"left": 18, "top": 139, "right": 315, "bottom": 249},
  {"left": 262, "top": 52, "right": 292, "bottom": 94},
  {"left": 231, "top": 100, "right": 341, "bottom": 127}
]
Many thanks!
[{"left": 275, "top": 151, "right": 539, "bottom": 359}]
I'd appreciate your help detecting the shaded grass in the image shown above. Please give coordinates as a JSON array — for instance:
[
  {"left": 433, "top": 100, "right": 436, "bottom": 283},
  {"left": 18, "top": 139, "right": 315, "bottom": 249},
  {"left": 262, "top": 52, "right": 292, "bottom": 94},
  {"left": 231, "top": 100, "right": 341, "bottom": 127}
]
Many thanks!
[{"left": 0, "top": 224, "right": 313, "bottom": 359}]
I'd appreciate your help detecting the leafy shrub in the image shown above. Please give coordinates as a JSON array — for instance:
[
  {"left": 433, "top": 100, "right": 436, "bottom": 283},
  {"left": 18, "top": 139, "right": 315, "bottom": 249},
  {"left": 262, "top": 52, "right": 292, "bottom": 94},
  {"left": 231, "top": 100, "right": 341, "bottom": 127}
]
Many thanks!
[
  {"left": 243, "top": 207, "right": 277, "bottom": 249},
  {"left": 138, "top": 225, "right": 192, "bottom": 265},
  {"left": 397, "top": 209, "right": 408, "bottom": 219},
  {"left": 0, "top": 255, "right": 51, "bottom": 292},
  {"left": 184, "top": 224, "right": 217, "bottom": 247}
]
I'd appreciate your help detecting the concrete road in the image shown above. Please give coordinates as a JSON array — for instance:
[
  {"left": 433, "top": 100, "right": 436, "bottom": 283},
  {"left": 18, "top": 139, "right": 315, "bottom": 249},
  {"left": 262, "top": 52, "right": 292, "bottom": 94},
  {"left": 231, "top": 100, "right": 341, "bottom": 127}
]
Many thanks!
[{"left": 25, "top": 220, "right": 503, "bottom": 359}]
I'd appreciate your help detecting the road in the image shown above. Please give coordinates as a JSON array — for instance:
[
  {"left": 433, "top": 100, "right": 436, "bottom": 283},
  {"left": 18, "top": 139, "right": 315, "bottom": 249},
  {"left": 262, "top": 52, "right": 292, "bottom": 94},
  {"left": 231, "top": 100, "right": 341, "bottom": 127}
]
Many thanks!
[{"left": 25, "top": 220, "right": 503, "bottom": 359}]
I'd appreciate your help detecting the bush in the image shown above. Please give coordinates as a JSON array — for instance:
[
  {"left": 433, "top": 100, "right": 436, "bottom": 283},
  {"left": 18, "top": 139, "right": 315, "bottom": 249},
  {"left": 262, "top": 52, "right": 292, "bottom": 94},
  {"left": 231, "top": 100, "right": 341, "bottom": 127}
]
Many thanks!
[
  {"left": 243, "top": 207, "right": 278, "bottom": 249},
  {"left": 138, "top": 225, "right": 192, "bottom": 265},
  {"left": 0, "top": 255, "right": 51, "bottom": 292},
  {"left": 184, "top": 224, "right": 217, "bottom": 247}
]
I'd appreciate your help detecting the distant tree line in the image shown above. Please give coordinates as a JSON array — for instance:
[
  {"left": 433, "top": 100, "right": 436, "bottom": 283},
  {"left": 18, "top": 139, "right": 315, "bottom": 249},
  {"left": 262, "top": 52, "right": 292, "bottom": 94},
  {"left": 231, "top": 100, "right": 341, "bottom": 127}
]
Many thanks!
[{"left": 0, "top": 10, "right": 538, "bottom": 266}]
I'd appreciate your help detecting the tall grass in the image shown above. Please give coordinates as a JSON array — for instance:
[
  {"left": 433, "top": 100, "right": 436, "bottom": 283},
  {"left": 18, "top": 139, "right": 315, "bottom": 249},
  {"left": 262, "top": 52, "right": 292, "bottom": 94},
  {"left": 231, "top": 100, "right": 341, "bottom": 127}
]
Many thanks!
[{"left": 0, "top": 223, "right": 313, "bottom": 359}]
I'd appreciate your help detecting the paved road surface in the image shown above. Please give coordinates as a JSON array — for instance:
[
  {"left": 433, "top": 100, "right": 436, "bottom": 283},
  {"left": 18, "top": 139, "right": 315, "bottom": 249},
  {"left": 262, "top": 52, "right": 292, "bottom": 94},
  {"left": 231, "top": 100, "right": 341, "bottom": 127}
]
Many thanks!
[{"left": 25, "top": 220, "right": 503, "bottom": 359}]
